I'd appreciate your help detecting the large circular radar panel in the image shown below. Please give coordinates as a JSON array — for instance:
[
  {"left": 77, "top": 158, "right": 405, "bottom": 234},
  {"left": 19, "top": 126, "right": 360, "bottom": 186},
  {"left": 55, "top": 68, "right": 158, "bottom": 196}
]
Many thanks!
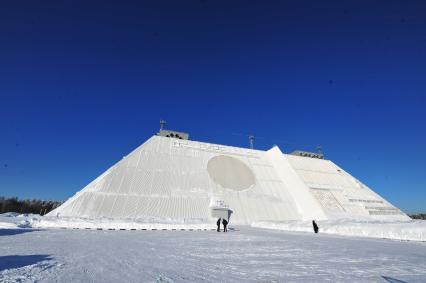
[{"left": 207, "top": 155, "right": 255, "bottom": 191}]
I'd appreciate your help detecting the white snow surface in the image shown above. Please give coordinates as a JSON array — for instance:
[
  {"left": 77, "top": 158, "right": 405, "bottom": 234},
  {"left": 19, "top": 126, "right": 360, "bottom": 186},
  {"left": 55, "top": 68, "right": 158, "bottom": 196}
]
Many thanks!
[
  {"left": 0, "top": 222, "right": 17, "bottom": 229},
  {"left": 0, "top": 213, "right": 215, "bottom": 230},
  {"left": 0, "top": 213, "right": 39, "bottom": 229},
  {"left": 32, "top": 216, "right": 215, "bottom": 230},
  {"left": 1, "top": 214, "right": 426, "bottom": 282},
  {"left": 1, "top": 217, "right": 426, "bottom": 282},
  {"left": 252, "top": 219, "right": 426, "bottom": 242},
  {"left": 2, "top": 213, "right": 426, "bottom": 242}
]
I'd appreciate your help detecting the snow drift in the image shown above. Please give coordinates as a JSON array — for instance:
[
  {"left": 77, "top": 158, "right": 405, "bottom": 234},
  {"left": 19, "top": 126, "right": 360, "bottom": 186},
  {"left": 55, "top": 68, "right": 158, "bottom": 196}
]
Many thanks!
[
  {"left": 2, "top": 213, "right": 426, "bottom": 242},
  {"left": 33, "top": 216, "right": 215, "bottom": 230},
  {"left": 252, "top": 219, "right": 426, "bottom": 242}
]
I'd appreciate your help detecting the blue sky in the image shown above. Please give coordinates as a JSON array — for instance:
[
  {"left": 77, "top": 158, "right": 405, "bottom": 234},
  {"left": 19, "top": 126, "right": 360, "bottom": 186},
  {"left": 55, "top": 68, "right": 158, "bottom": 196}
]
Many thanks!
[{"left": 0, "top": 1, "right": 425, "bottom": 213}]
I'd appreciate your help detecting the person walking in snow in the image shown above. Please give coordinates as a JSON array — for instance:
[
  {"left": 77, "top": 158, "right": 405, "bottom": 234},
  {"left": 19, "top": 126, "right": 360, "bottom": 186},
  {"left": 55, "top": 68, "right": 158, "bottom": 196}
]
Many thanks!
[
  {"left": 222, "top": 218, "right": 228, "bottom": 232},
  {"left": 216, "top": 218, "right": 221, "bottom": 232},
  {"left": 312, "top": 220, "right": 319, "bottom": 233}
]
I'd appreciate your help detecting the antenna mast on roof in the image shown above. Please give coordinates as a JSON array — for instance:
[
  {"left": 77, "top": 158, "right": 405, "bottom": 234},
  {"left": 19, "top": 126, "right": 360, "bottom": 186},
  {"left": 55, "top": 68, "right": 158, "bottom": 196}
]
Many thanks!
[
  {"left": 232, "top": 132, "right": 263, "bottom": 149},
  {"left": 160, "top": 119, "right": 166, "bottom": 131},
  {"left": 248, "top": 135, "right": 255, "bottom": 149},
  {"left": 316, "top": 145, "right": 323, "bottom": 156}
]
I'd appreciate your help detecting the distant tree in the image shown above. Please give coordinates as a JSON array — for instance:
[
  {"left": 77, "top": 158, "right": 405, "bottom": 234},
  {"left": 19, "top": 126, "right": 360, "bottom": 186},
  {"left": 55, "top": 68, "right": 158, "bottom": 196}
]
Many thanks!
[
  {"left": 0, "top": 197, "right": 63, "bottom": 215},
  {"left": 409, "top": 214, "right": 426, "bottom": 220}
]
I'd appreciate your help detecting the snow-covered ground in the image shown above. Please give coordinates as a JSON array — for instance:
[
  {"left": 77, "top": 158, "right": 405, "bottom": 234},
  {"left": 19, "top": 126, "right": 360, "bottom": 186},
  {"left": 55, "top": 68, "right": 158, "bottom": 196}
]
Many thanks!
[
  {"left": 2, "top": 213, "right": 425, "bottom": 242},
  {"left": 0, "top": 213, "right": 36, "bottom": 229},
  {"left": 0, "top": 213, "right": 215, "bottom": 231},
  {"left": 252, "top": 219, "right": 426, "bottom": 242},
  {"left": 1, "top": 215, "right": 426, "bottom": 282},
  {"left": 32, "top": 216, "right": 215, "bottom": 231}
]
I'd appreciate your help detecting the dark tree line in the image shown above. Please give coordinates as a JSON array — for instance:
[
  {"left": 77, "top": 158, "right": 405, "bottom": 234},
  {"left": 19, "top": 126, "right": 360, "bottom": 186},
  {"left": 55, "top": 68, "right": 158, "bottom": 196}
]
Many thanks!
[
  {"left": 0, "top": 197, "right": 63, "bottom": 215},
  {"left": 409, "top": 214, "right": 426, "bottom": 220}
]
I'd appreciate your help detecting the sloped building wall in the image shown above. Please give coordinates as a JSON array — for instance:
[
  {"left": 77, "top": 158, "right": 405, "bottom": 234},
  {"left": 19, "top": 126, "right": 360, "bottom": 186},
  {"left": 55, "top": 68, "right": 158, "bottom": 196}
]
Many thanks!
[
  {"left": 50, "top": 135, "right": 410, "bottom": 224},
  {"left": 286, "top": 155, "right": 410, "bottom": 221},
  {"left": 50, "top": 136, "right": 303, "bottom": 224}
]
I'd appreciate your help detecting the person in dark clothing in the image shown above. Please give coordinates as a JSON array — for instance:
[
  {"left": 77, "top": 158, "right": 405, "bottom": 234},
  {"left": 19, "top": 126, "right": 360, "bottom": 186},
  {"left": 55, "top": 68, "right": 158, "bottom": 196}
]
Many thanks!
[
  {"left": 222, "top": 218, "right": 228, "bottom": 232},
  {"left": 312, "top": 220, "right": 319, "bottom": 233},
  {"left": 216, "top": 218, "right": 221, "bottom": 232}
]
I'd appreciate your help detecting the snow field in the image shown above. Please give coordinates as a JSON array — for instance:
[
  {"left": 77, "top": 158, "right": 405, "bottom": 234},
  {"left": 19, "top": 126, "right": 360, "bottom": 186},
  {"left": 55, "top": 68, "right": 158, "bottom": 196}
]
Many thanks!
[
  {"left": 252, "top": 219, "right": 426, "bottom": 242},
  {"left": 1, "top": 225, "right": 426, "bottom": 282},
  {"left": 2, "top": 214, "right": 426, "bottom": 242}
]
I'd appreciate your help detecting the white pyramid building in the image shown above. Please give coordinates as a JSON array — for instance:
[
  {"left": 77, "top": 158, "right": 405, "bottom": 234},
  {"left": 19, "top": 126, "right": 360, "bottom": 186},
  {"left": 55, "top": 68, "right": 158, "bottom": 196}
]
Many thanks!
[{"left": 49, "top": 130, "right": 409, "bottom": 224}]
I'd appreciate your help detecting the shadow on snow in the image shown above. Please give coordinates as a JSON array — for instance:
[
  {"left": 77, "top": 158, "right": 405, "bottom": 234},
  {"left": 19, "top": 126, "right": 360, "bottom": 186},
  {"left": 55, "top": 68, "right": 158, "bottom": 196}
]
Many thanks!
[
  {"left": 0, "top": 255, "right": 52, "bottom": 271},
  {"left": 0, "top": 229, "right": 42, "bottom": 236},
  {"left": 382, "top": 276, "right": 408, "bottom": 283}
]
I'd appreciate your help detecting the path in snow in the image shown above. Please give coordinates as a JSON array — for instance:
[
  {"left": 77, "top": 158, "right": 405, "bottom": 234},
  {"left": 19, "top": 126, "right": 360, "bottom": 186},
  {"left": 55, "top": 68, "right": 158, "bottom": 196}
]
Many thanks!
[{"left": 1, "top": 227, "right": 426, "bottom": 282}]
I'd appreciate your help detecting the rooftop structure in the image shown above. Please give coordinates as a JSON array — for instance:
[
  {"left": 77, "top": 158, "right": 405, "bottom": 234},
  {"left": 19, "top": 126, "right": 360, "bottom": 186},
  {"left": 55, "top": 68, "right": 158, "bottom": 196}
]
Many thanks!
[{"left": 290, "top": 150, "right": 324, "bottom": 159}]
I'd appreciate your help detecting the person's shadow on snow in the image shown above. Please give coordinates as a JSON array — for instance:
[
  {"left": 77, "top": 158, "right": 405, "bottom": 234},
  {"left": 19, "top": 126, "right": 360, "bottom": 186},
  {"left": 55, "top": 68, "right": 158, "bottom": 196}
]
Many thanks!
[
  {"left": 0, "top": 255, "right": 52, "bottom": 271},
  {"left": 381, "top": 276, "right": 408, "bottom": 283}
]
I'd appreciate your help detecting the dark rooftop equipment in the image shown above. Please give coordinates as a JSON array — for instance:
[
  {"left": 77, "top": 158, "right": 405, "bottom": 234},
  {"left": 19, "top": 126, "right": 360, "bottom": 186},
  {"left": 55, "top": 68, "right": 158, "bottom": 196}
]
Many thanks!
[
  {"left": 290, "top": 150, "right": 324, "bottom": 159},
  {"left": 157, "top": 119, "right": 189, "bottom": 140}
]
